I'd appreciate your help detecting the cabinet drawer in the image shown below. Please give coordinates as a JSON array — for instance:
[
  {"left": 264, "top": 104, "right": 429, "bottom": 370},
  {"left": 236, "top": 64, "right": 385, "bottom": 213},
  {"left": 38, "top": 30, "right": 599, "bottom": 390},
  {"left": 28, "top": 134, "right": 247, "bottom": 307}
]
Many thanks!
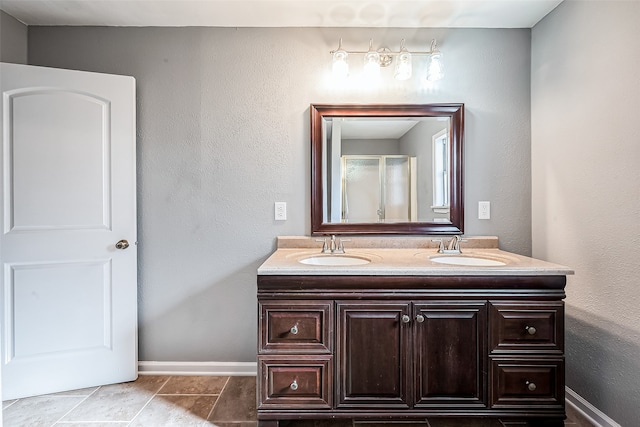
[
  {"left": 490, "top": 358, "right": 564, "bottom": 408},
  {"left": 258, "top": 356, "right": 332, "bottom": 409},
  {"left": 489, "top": 302, "right": 563, "bottom": 353},
  {"left": 259, "top": 301, "right": 332, "bottom": 353}
]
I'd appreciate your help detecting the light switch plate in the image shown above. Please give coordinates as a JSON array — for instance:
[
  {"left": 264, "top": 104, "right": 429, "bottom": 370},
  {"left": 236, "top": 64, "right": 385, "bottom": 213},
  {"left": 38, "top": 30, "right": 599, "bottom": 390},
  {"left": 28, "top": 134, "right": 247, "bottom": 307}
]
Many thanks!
[
  {"left": 275, "top": 202, "right": 287, "bottom": 221},
  {"left": 478, "top": 201, "right": 490, "bottom": 220}
]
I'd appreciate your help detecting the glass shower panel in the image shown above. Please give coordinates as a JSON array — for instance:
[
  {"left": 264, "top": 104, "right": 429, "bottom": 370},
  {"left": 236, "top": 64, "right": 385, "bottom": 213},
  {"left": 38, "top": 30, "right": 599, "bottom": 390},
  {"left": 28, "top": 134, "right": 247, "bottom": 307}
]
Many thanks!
[
  {"left": 384, "top": 157, "right": 411, "bottom": 222},
  {"left": 342, "top": 158, "right": 382, "bottom": 222}
]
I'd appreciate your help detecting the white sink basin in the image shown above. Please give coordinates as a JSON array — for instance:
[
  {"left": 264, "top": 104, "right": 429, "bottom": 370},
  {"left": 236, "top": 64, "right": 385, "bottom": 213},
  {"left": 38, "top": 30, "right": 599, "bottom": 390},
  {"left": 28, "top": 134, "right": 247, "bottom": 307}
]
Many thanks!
[
  {"left": 430, "top": 255, "right": 506, "bottom": 267},
  {"left": 299, "top": 255, "right": 371, "bottom": 266}
]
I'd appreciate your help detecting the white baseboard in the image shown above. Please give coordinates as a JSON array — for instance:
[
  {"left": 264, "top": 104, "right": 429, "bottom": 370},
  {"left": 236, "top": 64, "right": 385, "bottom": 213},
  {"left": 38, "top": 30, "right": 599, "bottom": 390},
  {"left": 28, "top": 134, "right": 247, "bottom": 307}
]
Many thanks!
[
  {"left": 138, "top": 361, "right": 257, "bottom": 376},
  {"left": 565, "top": 387, "right": 621, "bottom": 427}
]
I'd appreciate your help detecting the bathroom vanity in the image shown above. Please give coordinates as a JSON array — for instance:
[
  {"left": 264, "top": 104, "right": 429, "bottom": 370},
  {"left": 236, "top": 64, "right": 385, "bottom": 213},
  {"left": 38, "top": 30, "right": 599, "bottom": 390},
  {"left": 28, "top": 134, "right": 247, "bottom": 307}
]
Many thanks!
[{"left": 257, "top": 237, "right": 573, "bottom": 427}]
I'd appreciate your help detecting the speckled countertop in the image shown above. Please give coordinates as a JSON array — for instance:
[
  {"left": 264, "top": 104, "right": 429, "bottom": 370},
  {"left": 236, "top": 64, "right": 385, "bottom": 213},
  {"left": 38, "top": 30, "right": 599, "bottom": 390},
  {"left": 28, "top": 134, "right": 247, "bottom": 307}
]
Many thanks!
[{"left": 257, "top": 236, "right": 574, "bottom": 276}]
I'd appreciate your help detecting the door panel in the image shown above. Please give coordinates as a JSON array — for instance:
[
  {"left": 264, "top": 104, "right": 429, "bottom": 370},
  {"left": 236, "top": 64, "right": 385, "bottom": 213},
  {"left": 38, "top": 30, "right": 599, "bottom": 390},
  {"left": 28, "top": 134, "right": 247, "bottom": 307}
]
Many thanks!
[
  {"left": 8, "top": 89, "right": 111, "bottom": 231},
  {"left": 413, "top": 302, "right": 487, "bottom": 408},
  {"left": 9, "top": 261, "right": 111, "bottom": 358},
  {"left": 336, "top": 301, "right": 410, "bottom": 408},
  {"left": 1, "top": 62, "right": 137, "bottom": 399}
]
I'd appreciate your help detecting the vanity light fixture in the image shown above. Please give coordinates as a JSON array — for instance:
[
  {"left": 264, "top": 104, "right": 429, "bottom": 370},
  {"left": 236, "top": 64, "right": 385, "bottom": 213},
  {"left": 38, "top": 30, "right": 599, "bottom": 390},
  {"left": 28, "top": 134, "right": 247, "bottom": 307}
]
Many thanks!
[
  {"left": 425, "top": 39, "right": 444, "bottom": 82},
  {"left": 329, "top": 38, "right": 444, "bottom": 83},
  {"left": 363, "top": 39, "right": 381, "bottom": 81},
  {"left": 332, "top": 39, "right": 349, "bottom": 80},
  {"left": 394, "top": 40, "right": 412, "bottom": 81}
]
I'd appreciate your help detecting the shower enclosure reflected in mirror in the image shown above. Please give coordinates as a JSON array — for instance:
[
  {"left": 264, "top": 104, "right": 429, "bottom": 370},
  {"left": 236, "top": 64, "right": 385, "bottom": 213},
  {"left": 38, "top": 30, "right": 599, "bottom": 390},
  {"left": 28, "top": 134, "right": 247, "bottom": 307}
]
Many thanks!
[{"left": 311, "top": 104, "right": 464, "bottom": 235}]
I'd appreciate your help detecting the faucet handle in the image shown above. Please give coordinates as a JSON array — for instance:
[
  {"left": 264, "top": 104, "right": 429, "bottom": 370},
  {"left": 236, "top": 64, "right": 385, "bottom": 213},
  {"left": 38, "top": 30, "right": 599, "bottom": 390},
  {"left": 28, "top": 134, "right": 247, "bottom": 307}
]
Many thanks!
[
  {"left": 315, "top": 238, "right": 329, "bottom": 253},
  {"left": 452, "top": 236, "right": 467, "bottom": 250},
  {"left": 431, "top": 239, "right": 445, "bottom": 253},
  {"left": 336, "top": 238, "right": 351, "bottom": 254}
]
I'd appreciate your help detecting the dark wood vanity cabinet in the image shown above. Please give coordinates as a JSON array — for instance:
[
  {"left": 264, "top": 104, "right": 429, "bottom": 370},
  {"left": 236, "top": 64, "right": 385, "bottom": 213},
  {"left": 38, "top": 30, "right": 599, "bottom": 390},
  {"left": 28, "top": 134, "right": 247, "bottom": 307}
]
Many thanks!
[
  {"left": 336, "top": 301, "right": 487, "bottom": 409},
  {"left": 257, "top": 275, "right": 566, "bottom": 427}
]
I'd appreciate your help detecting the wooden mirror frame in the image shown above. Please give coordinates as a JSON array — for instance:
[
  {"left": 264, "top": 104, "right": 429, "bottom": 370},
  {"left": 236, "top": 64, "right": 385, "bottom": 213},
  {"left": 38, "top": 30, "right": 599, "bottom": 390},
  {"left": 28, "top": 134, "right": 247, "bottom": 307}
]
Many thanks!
[{"left": 311, "top": 103, "right": 464, "bottom": 235}]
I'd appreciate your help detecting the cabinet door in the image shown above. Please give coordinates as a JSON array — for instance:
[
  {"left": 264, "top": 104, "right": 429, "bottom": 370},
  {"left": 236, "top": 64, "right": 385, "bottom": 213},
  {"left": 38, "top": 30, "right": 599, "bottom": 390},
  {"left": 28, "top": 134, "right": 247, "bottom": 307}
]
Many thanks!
[
  {"left": 413, "top": 302, "right": 487, "bottom": 408},
  {"left": 336, "top": 302, "right": 411, "bottom": 408}
]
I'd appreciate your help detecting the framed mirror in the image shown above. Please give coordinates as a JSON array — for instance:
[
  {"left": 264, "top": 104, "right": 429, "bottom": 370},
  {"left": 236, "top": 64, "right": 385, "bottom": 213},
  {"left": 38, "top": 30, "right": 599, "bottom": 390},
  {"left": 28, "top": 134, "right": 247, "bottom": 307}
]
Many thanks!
[{"left": 311, "top": 104, "right": 464, "bottom": 235}]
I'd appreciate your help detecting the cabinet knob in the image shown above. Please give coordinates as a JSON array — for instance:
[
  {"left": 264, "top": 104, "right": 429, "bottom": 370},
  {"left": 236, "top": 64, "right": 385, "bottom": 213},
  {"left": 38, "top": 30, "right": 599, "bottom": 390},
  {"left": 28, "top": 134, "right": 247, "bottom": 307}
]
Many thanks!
[
  {"left": 401, "top": 315, "right": 411, "bottom": 324},
  {"left": 290, "top": 380, "right": 298, "bottom": 390},
  {"left": 415, "top": 314, "right": 425, "bottom": 323},
  {"left": 525, "top": 325, "right": 537, "bottom": 335},
  {"left": 526, "top": 381, "right": 537, "bottom": 391},
  {"left": 290, "top": 325, "right": 298, "bottom": 335}
]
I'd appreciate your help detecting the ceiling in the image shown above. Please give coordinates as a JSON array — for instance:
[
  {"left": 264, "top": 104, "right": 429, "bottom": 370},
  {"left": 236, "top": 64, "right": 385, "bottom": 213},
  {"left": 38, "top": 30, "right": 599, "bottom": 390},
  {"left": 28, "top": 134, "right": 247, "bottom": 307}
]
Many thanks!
[{"left": 1, "top": 0, "right": 563, "bottom": 28}]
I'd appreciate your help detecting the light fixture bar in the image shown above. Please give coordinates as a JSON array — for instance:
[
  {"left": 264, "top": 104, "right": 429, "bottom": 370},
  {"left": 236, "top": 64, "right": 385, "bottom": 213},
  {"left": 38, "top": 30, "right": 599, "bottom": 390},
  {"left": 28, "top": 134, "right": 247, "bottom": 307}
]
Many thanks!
[
  {"left": 330, "top": 39, "right": 441, "bottom": 57},
  {"left": 329, "top": 38, "right": 444, "bottom": 82},
  {"left": 329, "top": 49, "right": 439, "bottom": 55}
]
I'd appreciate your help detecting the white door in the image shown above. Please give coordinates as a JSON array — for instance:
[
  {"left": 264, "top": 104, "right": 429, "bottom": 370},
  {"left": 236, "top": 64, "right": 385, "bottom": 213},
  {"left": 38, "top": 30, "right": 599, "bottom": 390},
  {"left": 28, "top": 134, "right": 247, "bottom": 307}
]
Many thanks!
[{"left": 0, "top": 62, "right": 137, "bottom": 400}]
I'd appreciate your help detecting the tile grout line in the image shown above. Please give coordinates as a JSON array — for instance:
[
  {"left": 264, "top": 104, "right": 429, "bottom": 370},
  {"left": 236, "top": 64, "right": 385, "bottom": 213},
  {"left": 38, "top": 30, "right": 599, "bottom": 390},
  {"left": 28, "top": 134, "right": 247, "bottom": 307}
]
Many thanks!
[
  {"left": 2, "top": 398, "right": 20, "bottom": 411},
  {"left": 203, "top": 376, "right": 231, "bottom": 426},
  {"left": 50, "top": 386, "right": 103, "bottom": 427},
  {"left": 125, "top": 375, "right": 174, "bottom": 426},
  {"left": 156, "top": 393, "right": 221, "bottom": 396},
  {"left": 55, "top": 422, "right": 129, "bottom": 425}
]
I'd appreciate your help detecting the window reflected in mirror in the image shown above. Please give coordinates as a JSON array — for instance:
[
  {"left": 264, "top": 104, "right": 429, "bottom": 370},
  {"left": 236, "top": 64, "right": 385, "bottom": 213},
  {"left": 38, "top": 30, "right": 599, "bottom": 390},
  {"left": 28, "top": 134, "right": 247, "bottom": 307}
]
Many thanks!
[{"left": 432, "top": 128, "right": 450, "bottom": 220}]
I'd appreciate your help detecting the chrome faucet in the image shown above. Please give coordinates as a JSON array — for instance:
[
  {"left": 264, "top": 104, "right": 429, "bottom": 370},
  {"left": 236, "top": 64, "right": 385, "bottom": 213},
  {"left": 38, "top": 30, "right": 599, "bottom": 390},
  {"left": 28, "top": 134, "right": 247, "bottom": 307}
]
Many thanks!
[
  {"left": 316, "top": 234, "right": 349, "bottom": 254},
  {"left": 447, "top": 235, "right": 462, "bottom": 251},
  {"left": 432, "top": 235, "right": 466, "bottom": 254}
]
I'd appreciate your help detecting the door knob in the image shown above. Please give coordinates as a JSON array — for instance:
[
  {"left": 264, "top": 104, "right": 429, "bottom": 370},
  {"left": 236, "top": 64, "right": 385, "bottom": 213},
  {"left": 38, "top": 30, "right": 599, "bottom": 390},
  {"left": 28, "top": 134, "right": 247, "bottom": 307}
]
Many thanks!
[{"left": 115, "top": 240, "right": 130, "bottom": 250}]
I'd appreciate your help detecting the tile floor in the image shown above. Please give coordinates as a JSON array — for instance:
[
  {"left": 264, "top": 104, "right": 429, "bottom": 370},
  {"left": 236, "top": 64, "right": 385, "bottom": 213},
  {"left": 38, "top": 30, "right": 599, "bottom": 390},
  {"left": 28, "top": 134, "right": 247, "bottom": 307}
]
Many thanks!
[{"left": 2, "top": 375, "right": 592, "bottom": 427}]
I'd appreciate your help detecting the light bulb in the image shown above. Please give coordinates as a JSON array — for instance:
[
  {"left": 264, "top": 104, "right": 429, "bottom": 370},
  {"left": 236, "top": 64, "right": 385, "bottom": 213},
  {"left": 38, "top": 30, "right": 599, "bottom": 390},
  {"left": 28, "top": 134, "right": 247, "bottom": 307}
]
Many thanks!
[
  {"left": 425, "top": 51, "right": 444, "bottom": 82},
  {"left": 394, "top": 50, "right": 412, "bottom": 81},
  {"left": 332, "top": 49, "right": 349, "bottom": 80},
  {"left": 363, "top": 50, "right": 381, "bottom": 81}
]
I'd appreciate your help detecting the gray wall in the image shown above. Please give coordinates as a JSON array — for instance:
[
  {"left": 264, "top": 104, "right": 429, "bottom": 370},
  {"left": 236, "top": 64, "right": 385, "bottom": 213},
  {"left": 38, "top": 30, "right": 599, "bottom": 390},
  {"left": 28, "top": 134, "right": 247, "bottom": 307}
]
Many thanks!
[
  {"left": 401, "top": 120, "right": 448, "bottom": 221},
  {"left": 27, "top": 26, "right": 532, "bottom": 363},
  {"left": 0, "top": 10, "right": 27, "bottom": 64},
  {"left": 532, "top": 2, "right": 640, "bottom": 425},
  {"left": 341, "top": 139, "right": 400, "bottom": 155}
]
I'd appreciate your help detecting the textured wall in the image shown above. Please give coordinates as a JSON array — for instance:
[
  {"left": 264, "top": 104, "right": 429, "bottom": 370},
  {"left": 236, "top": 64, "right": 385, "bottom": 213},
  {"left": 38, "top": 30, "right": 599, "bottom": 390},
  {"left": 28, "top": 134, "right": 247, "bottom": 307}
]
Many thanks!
[
  {"left": 28, "top": 26, "right": 532, "bottom": 363},
  {"left": 532, "top": 2, "right": 640, "bottom": 425},
  {"left": 0, "top": 11, "right": 27, "bottom": 64}
]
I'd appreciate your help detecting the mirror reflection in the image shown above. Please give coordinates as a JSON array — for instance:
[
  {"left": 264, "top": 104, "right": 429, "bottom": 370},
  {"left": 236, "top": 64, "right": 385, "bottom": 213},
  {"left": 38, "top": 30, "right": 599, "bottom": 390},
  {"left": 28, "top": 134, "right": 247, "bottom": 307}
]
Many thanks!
[
  {"left": 311, "top": 104, "right": 464, "bottom": 235},
  {"left": 324, "top": 116, "right": 451, "bottom": 223}
]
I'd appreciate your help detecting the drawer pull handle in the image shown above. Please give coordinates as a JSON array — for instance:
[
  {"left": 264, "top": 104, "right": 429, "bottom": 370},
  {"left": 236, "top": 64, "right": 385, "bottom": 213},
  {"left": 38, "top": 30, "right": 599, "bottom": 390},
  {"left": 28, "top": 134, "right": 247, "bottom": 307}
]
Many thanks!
[
  {"left": 290, "top": 325, "right": 299, "bottom": 335},
  {"left": 290, "top": 380, "right": 298, "bottom": 390},
  {"left": 525, "top": 325, "right": 537, "bottom": 335},
  {"left": 526, "top": 381, "right": 537, "bottom": 391},
  {"left": 402, "top": 315, "right": 411, "bottom": 324},
  {"left": 415, "top": 314, "right": 425, "bottom": 323}
]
